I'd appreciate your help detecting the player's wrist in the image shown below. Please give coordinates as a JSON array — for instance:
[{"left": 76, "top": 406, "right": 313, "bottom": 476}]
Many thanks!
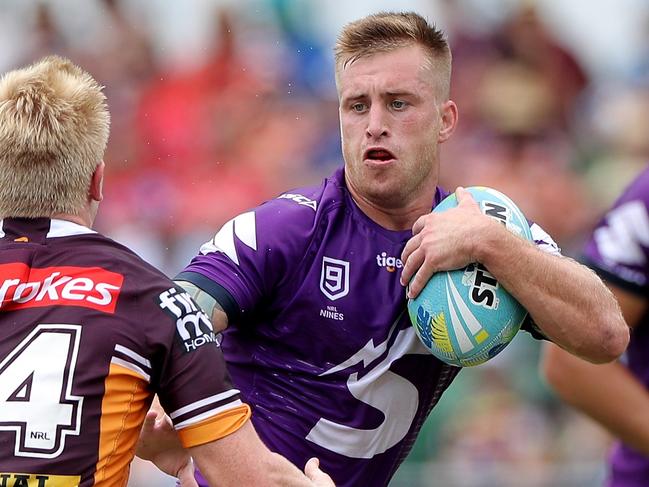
[{"left": 472, "top": 216, "right": 513, "bottom": 267}]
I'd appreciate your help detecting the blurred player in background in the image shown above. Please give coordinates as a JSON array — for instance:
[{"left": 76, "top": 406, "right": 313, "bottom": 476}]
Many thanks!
[
  {"left": 543, "top": 166, "right": 649, "bottom": 487},
  {"left": 0, "top": 56, "right": 333, "bottom": 487},
  {"left": 142, "top": 11, "right": 628, "bottom": 487}
]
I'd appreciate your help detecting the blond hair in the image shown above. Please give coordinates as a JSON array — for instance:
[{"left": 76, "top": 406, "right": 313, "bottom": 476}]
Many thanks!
[
  {"left": 0, "top": 56, "right": 110, "bottom": 218},
  {"left": 335, "top": 11, "right": 452, "bottom": 98}
]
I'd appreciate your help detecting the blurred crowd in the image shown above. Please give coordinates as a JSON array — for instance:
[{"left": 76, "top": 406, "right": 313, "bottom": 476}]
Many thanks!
[{"left": 4, "top": 0, "right": 649, "bottom": 485}]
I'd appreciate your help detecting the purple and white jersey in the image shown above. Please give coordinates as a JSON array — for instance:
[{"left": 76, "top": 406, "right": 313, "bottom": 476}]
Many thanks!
[
  {"left": 582, "top": 165, "right": 649, "bottom": 487},
  {"left": 179, "top": 168, "right": 560, "bottom": 487}
]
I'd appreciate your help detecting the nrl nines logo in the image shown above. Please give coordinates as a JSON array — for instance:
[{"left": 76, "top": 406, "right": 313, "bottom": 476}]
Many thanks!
[
  {"left": 320, "top": 256, "right": 349, "bottom": 301},
  {"left": 158, "top": 287, "right": 220, "bottom": 352}
]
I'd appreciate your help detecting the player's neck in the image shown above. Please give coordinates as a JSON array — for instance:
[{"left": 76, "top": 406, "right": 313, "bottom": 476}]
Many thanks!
[
  {"left": 51, "top": 211, "right": 93, "bottom": 230},
  {"left": 349, "top": 191, "right": 432, "bottom": 231}
]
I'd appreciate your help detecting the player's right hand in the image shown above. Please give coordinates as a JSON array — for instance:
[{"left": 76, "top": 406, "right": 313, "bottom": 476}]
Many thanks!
[
  {"left": 304, "top": 457, "right": 335, "bottom": 486},
  {"left": 137, "top": 409, "right": 198, "bottom": 487}
]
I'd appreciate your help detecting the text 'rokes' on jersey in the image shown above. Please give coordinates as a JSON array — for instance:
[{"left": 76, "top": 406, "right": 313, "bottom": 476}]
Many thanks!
[{"left": 0, "top": 263, "right": 123, "bottom": 313}]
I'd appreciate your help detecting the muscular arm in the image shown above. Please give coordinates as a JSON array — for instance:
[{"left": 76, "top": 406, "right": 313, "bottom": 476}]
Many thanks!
[
  {"left": 401, "top": 187, "right": 629, "bottom": 364},
  {"left": 137, "top": 407, "right": 334, "bottom": 487},
  {"left": 476, "top": 229, "right": 627, "bottom": 363},
  {"left": 175, "top": 280, "right": 229, "bottom": 332},
  {"left": 191, "top": 421, "right": 333, "bottom": 487},
  {"left": 542, "top": 285, "right": 646, "bottom": 453}
]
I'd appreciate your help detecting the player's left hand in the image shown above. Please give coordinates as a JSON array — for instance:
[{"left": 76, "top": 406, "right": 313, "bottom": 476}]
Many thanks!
[
  {"left": 137, "top": 409, "right": 198, "bottom": 487},
  {"left": 400, "top": 186, "right": 489, "bottom": 299}
]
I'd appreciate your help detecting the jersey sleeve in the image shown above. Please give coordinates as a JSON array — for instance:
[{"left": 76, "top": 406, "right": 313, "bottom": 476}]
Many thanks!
[
  {"left": 581, "top": 167, "right": 649, "bottom": 296},
  {"left": 176, "top": 194, "right": 320, "bottom": 323},
  {"left": 147, "top": 284, "right": 250, "bottom": 448}
]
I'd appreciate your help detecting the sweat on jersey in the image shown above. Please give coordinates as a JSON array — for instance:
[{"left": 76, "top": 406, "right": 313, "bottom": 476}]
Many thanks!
[
  {"left": 178, "top": 167, "right": 560, "bottom": 487},
  {"left": 0, "top": 218, "right": 249, "bottom": 487},
  {"left": 582, "top": 165, "right": 649, "bottom": 487}
]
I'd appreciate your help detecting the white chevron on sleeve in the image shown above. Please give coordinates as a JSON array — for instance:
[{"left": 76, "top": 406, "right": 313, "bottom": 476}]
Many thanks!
[
  {"left": 595, "top": 200, "right": 649, "bottom": 266},
  {"left": 200, "top": 212, "right": 257, "bottom": 265}
]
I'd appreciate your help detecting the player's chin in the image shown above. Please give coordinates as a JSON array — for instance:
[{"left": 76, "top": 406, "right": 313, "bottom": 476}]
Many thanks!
[{"left": 364, "top": 182, "right": 407, "bottom": 207}]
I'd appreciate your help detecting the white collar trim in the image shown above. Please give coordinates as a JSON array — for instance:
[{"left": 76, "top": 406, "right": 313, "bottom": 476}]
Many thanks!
[{"left": 47, "top": 218, "right": 96, "bottom": 238}]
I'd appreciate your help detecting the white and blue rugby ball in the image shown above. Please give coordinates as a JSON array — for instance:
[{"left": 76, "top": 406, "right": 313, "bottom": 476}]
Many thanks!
[{"left": 407, "top": 187, "right": 533, "bottom": 367}]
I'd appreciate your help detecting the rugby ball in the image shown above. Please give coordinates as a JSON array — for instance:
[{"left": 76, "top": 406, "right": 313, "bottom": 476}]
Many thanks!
[{"left": 407, "top": 187, "right": 533, "bottom": 367}]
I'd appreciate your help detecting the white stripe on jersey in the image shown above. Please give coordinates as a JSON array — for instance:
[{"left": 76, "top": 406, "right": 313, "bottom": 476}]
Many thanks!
[
  {"left": 115, "top": 344, "right": 152, "bottom": 368},
  {"left": 111, "top": 357, "right": 151, "bottom": 383},
  {"left": 531, "top": 223, "right": 561, "bottom": 256},
  {"left": 170, "top": 389, "right": 240, "bottom": 419},
  {"left": 200, "top": 212, "right": 257, "bottom": 265},
  {"left": 174, "top": 399, "right": 244, "bottom": 430},
  {"left": 594, "top": 200, "right": 649, "bottom": 266}
]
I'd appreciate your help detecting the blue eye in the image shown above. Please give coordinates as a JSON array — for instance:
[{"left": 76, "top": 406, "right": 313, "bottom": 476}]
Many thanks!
[
  {"left": 391, "top": 100, "right": 406, "bottom": 109},
  {"left": 352, "top": 103, "right": 366, "bottom": 112}
]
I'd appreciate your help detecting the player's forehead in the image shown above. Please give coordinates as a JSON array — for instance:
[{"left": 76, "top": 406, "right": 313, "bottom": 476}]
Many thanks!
[{"left": 337, "top": 45, "right": 436, "bottom": 98}]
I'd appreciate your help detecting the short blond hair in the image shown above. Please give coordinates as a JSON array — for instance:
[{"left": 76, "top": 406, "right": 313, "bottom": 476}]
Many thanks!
[
  {"left": 0, "top": 56, "right": 110, "bottom": 218},
  {"left": 335, "top": 11, "right": 452, "bottom": 98}
]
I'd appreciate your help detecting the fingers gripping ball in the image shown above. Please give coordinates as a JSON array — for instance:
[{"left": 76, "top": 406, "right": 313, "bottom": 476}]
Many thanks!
[{"left": 407, "top": 187, "right": 534, "bottom": 367}]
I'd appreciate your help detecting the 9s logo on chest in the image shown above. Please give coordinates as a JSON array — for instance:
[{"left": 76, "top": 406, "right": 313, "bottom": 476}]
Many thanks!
[{"left": 320, "top": 257, "right": 350, "bottom": 301}]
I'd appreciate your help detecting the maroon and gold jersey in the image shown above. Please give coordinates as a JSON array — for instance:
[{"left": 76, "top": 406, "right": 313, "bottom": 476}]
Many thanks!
[{"left": 0, "top": 218, "right": 249, "bottom": 487}]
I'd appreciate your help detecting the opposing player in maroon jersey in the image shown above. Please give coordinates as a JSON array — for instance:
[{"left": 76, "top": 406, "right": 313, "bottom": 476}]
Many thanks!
[{"left": 0, "top": 56, "right": 333, "bottom": 487}]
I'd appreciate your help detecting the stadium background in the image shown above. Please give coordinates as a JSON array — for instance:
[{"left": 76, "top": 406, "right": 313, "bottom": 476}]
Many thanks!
[{"left": 2, "top": 0, "right": 649, "bottom": 485}]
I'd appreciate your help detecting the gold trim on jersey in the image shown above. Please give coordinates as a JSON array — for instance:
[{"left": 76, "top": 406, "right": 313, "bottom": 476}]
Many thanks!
[
  {"left": 94, "top": 363, "right": 150, "bottom": 487},
  {"left": 177, "top": 403, "right": 251, "bottom": 448}
]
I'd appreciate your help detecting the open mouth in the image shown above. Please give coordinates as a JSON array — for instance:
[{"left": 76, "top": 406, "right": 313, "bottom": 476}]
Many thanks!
[{"left": 364, "top": 148, "right": 396, "bottom": 163}]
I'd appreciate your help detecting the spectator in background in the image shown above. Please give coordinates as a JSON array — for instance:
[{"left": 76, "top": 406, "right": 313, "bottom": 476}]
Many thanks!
[
  {"left": 441, "top": 2, "right": 595, "bottom": 251},
  {"left": 542, "top": 164, "right": 649, "bottom": 487}
]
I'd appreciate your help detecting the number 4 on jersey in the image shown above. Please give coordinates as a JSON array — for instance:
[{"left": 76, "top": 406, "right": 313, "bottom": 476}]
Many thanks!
[{"left": 0, "top": 324, "right": 83, "bottom": 458}]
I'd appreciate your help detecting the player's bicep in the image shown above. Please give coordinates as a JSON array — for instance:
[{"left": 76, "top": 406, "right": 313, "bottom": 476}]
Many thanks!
[{"left": 175, "top": 279, "right": 229, "bottom": 332}]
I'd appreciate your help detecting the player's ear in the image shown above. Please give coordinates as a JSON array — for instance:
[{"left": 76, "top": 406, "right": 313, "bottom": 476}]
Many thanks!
[
  {"left": 89, "top": 161, "right": 105, "bottom": 203},
  {"left": 437, "top": 100, "right": 458, "bottom": 143}
]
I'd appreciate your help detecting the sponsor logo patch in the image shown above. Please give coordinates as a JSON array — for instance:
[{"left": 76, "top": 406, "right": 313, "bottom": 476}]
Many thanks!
[
  {"left": 277, "top": 193, "right": 317, "bottom": 211},
  {"left": 376, "top": 252, "right": 403, "bottom": 272},
  {"left": 158, "top": 287, "right": 220, "bottom": 353},
  {"left": 0, "top": 263, "right": 123, "bottom": 313}
]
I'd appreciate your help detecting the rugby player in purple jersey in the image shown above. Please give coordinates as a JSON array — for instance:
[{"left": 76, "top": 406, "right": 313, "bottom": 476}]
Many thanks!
[
  {"left": 0, "top": 56, "right": 333, "bottom": 487},
  {"left": 543, "top": 166, "right": 649, "bottom": 487},
  {"left": 144, "top": 11, "right": 628, "bottom": 487}
]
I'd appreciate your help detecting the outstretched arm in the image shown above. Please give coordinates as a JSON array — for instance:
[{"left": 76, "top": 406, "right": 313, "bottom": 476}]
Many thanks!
[
  {"left": 190, "top": 421, "right": 334, "bottom": 487},
  {"left": 401, "top": 187, "right": 629, "bottom": 363},
  {"left": 137, "top": 406, "right": 334, "bottom": 487}
]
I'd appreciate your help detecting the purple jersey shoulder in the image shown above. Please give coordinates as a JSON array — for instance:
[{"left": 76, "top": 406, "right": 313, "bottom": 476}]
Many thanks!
[
  {"left": 582, "top": 165, "right": 649, "bottom": 291},
  {"left": 180, "top": 170, "right": 345, "bottom": 320}
]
